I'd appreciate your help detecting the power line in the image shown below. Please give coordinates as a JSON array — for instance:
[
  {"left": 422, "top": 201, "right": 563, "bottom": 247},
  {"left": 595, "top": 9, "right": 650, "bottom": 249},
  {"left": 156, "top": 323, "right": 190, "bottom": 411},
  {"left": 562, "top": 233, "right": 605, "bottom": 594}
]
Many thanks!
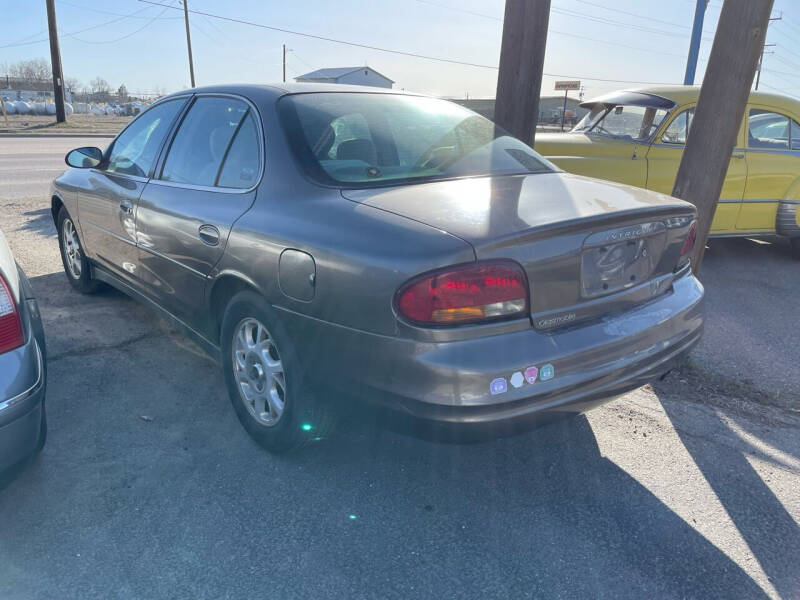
[
  {"left": 137, "top": 0, "right": 500, "bottom": 69},
  {"left": 568, "top": 0, "right": 691, "bottom": 29},
  {"left": 0, "top": 5, "right": 159, "bottom": 49},
  {"left": 137, "top": 0, "right": 675, "bottom": 85},
  {"left": 758, "top": 82, "right": 800, "bottom": 101},
  {"left": 58, "top": 0, "right": 182, "bottom": 20},
  {"left": 548, "top": 29, "right": 685, "bottom": 58},
  {"left": 550, "top": 7, "right": 693, "bottom": 40},
  {"left": 69, "top": 7, "right": 171, "bottom": 44}
]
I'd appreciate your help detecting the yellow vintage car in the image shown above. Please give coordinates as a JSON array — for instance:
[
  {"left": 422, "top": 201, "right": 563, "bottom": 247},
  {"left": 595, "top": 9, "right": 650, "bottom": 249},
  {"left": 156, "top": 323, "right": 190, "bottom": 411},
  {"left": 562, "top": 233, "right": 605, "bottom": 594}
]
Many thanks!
[{"left": 535, "top": 86, "right": 800, "bottom": 257}]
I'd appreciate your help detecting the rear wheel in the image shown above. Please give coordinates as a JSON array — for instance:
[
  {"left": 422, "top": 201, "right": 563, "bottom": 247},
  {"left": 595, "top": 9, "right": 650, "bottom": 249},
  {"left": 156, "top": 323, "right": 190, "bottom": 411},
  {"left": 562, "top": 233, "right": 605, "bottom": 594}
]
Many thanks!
[
  {"left": 57, "top": 207, "right": 101, "bottom": 294},
  {"left": 220, "top": 291, "right": 334, "bottom": 453}
]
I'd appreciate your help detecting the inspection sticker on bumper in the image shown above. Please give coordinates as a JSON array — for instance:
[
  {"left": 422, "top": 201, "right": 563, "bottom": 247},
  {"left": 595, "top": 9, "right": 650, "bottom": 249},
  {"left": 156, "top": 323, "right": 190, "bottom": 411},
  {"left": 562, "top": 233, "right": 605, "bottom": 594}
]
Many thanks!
[{"left": 489, "top": 378, "right": 508, "bottom": 395}]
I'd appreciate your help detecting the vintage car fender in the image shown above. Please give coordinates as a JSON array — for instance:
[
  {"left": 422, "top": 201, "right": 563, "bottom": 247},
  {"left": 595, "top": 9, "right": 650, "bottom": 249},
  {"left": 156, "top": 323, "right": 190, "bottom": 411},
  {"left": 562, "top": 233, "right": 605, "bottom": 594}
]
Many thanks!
[{"left": 778, "top": 177, "right": 800, "bottom": 235}]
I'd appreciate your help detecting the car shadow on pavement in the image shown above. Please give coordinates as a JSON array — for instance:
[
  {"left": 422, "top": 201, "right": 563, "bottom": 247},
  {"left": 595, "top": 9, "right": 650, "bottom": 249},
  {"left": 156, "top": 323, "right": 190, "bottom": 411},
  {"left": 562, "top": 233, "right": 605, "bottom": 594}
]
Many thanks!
[
  {"left": 279, "top": 408, "right": 771, "bottom": 598},
  {"left": 17, "top": 208, "right": 56, "bottom": 237},
  {"left": 655, "top": 386, "right": 800, "bottom": 600}
]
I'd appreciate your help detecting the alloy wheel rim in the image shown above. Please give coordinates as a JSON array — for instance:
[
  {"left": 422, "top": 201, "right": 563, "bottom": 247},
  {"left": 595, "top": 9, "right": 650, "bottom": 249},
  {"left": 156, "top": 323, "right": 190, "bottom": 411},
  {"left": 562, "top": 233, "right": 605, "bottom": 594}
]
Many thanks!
[
  {"left": 62, "top": 218, "right": 82, "bottom": 279},
  {"left": 232, "top": 317, "right": 286, "bottom": 426}
]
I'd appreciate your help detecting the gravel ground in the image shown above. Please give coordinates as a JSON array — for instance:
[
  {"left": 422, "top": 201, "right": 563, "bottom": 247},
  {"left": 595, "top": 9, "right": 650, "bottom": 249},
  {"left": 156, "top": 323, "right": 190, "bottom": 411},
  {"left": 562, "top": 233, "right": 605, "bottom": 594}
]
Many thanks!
[{"left": 0, "top": 136, "right": 797, "bottom": 600}]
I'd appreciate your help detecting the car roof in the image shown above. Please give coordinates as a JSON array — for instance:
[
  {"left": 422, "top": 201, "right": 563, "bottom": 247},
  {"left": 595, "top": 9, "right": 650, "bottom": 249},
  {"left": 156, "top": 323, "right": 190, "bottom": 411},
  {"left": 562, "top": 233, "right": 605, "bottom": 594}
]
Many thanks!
[
  {"left": 600, "top": 85, "right": 800, "bottom": 113},
  {"left": 159, "top": 82, "right": 423, "bottom": 102}
]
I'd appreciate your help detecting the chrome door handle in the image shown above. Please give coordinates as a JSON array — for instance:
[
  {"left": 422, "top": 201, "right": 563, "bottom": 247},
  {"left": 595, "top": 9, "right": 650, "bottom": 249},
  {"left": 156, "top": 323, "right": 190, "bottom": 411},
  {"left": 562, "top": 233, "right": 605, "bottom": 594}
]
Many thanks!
[
  {"left": 198, "top": 224, "right": 220, "bottom": 246},
  {"left": 732, "top": 153, "right": 745, "bottom": 159},
  {"left": 120, "top": 201, "right": 133, "bottom": 215}
]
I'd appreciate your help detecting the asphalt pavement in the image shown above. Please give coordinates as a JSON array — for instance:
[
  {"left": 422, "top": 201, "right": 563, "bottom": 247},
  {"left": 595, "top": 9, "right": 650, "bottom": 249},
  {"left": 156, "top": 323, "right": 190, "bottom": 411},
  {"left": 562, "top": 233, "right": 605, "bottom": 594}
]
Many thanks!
[{"left": 0, "top": 136, "right": 798, "bottom": 600}]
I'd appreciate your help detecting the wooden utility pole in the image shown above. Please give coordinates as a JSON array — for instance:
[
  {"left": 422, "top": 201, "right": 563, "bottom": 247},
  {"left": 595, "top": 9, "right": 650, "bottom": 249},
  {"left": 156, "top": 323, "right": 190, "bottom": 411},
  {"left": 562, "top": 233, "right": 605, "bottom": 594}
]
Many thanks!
[
  {"left": 495, "top": 0, "right": 551, "bottom": 145},
  {"left": 45, "top": 0, "right": 66, "bottom": 123},
  {"left": 671, "top": 0, "right": 774, "bottom": 272},
  {"left": 283, "top": 44, "right": 286, "bottom": 83},
  {"left": 182, "top": 0, "right": 196, "bottom": 87}
]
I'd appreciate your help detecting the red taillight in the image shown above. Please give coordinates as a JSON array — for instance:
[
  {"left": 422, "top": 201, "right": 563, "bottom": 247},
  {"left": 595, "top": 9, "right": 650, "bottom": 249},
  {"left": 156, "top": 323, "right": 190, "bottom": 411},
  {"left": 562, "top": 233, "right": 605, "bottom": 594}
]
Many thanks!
[
  {"left": 395, "top": 260, "right": 529, "bottom": 325},
  {"left": 681, "top": 221, "right": 698, "bottom": 258},
  {"left": 0, "top": 273, "right": 24, "bottom": 354}
]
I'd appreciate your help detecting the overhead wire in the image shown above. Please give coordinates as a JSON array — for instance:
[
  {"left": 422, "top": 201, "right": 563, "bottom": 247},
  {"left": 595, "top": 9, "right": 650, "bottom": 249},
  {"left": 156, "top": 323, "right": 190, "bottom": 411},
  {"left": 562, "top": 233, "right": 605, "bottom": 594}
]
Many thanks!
[{"left": 137, "top": 0, "right": 675, "bottom": 86}]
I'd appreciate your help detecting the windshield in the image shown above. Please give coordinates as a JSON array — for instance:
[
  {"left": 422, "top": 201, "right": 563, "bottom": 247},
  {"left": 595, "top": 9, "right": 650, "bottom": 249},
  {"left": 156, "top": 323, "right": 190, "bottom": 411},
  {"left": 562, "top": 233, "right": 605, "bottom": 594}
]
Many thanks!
[
  {"left": 573, "top": 104, "right": 669, "bottom": 142},
  {"left": 279, "top": 93, "right": 556, "bottom": 187}
]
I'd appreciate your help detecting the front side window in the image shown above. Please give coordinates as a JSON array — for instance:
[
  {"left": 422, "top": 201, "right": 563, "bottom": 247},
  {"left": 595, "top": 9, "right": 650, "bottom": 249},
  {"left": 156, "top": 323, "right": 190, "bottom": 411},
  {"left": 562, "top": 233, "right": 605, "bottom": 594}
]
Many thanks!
[
  {"left": 279, "top": 93, "right": 554, "bottom": 187},
  {"left": 161, "top": 96, "right": 253, "bottom": 187},
  {"left": 748, "top": 109, "right": 790, "bottom": 150},
  {"left": 106, "top": 99, "right": 185, "bottom": 177},
  {"left": 573, "top": 104, "right": 668, "bottom": 142},
  {"left": 661, "top": 108, "right": 695, "bottom": 145}
]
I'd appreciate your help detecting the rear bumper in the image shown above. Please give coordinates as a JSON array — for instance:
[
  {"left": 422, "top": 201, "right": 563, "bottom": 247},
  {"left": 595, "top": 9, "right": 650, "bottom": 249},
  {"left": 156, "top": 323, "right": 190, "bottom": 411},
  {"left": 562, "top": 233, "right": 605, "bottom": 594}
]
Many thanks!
[
  {"left": 280, "top": 272, "right": 704, "bottom": 425},
  {"left": 0, "top": 283, "right": 46, "bottom": 472}
]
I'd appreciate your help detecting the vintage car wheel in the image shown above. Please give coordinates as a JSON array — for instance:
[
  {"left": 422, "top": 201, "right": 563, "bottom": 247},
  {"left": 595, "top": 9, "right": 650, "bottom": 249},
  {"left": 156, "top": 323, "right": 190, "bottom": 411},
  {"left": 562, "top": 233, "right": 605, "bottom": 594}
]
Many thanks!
[
  {"left": 220, "top": 291, "right": 334, "bottom": 453},
  {"left": 57, "top": 207, "right": 101, "bottom": 294}
]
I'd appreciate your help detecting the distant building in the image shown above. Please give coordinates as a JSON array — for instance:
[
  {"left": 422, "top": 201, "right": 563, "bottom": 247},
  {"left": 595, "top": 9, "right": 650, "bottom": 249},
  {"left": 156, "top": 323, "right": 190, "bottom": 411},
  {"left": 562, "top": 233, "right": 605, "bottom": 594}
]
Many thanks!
[{"left": 295, "top": 66, "right": 394, "bottom": 89}]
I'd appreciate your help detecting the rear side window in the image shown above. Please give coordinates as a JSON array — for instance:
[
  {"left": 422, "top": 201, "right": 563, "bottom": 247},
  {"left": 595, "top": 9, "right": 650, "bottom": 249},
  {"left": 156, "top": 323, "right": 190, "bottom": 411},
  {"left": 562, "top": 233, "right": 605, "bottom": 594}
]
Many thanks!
[
  {"left": 217, "top": 113, "right": 260, "bottom": 189},
  {"left": 161, "top": 96, "right": 254, "bottom": 187},
  {"left": 106, "top": 99, "right": 185, "bottom": 177},
  {"left": 748, "top": 109, "right": 789, "bottom": 150}
]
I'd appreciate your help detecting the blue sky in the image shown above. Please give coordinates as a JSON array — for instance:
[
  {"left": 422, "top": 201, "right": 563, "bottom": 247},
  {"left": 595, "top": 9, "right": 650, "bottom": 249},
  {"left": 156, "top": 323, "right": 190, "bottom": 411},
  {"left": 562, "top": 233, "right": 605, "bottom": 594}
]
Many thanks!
[{"left": 2, "top": 0, "right": 800, "bottom": 101}]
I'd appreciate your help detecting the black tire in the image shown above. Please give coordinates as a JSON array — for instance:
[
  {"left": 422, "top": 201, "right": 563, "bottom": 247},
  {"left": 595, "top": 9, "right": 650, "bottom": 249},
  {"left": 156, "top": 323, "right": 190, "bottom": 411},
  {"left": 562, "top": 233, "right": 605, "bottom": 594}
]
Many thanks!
[
  {"left": 791, "top": 237, "right": 800, "bottom": 259},
  {"left": 56, "top": 206, "right": 101, "bottom": 294},
  {"left": 220, "top": 291, "right": 335, "bottom": 453}
]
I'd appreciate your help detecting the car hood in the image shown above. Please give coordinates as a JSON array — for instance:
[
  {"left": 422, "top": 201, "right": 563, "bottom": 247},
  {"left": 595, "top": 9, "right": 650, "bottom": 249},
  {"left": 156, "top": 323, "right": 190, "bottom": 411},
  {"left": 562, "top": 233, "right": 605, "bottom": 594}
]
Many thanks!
[
  {"left": 341, "top": 172, "right": 692, "bottom": 246},
  {"left": 534, "top": 132, "right": 637, "bottom": 157}
]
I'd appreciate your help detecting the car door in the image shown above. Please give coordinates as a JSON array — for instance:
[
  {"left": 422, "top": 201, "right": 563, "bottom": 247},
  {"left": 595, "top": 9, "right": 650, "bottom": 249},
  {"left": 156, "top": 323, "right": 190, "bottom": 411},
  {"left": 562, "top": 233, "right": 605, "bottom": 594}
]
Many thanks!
[
  {"left": 738, "top": 107, "right": 800, "bottom": 231},
  {"left": 646, "top": 105, "right": 747, "bottom": 233},
  {"left": 135, "top": 94, "right": 263, "bottom": 330},
  {"left": 78, "top": 98, "right": 186, "bottom": 282}
]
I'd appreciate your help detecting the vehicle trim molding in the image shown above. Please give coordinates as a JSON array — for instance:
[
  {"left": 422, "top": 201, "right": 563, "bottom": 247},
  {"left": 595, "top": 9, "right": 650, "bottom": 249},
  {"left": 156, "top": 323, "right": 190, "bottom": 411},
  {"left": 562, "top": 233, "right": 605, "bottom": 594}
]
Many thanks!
[{"left": 137, "top": 244, "right": 208, "bottom": 279}]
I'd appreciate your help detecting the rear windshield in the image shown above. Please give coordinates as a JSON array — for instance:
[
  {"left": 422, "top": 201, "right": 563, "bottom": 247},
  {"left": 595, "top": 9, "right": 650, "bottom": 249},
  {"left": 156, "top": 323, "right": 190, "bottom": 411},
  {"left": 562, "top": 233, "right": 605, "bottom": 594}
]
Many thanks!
[{"left": 278, "top": 93, "right": 555, "bottom": 187}]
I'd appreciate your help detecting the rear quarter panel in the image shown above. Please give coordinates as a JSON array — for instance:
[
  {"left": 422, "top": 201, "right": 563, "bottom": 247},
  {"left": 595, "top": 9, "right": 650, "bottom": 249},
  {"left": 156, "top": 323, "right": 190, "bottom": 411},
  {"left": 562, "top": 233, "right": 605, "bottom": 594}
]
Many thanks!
[{"left": 216, "top": 191, "right": 475, "bottom": 337}]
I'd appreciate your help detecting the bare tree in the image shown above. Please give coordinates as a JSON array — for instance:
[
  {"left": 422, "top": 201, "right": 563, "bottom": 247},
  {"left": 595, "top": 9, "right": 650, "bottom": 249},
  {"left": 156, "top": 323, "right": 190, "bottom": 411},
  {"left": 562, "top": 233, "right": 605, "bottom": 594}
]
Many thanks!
[
  {"left": 90, "top": 76, "right": 111, "bottom": 102},
  {"left": 64, "top": 77, "right": 81, "bottom": 93},
  {"left": 9, "top": 58, "right": 51, "bottom": 83},
  {"left": 117, "top": 84, "right": 128, "bottom": 103}
]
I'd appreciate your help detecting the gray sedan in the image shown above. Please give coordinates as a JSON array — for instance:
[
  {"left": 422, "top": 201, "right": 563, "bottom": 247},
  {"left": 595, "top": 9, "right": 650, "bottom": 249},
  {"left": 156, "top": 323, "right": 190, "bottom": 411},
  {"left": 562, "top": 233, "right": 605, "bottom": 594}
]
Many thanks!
[
  {"left": 51, "top": 84, "right": 703, "bottom": 452},
  {"left": 0, "top": 229, "right": 46, "bottom": 473}
]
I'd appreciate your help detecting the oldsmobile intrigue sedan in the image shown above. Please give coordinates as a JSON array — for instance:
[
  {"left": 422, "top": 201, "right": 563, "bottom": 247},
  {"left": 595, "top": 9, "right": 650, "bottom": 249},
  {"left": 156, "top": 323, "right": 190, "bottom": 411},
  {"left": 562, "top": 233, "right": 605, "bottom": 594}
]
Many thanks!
[
  {"left": 536, "top": 86, "right": 800, "bottom": 257},
  {"left": 52, "top": 84, "right": 703, "bottom": 452}
]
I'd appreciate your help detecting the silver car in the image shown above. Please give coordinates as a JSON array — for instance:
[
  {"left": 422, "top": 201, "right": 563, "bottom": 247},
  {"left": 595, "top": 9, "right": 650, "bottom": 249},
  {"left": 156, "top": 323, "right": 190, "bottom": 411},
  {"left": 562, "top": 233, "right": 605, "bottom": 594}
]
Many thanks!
[
  {"left": 0, "top": 229, "right": 46, "bottom": 473},
  {"left": 52, "top": 84, "right": 704, "bottom": 452}
]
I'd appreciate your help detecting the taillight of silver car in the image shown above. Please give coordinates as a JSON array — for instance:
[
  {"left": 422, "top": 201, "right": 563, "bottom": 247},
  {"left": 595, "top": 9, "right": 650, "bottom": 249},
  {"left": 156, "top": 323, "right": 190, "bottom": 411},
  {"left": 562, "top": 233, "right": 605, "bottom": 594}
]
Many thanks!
[
  {"left": 0, "top": 273, "right": 24, "bottom": 354},
  {"left": 395, "top": 260, "right": 529, "bottom": 326}
]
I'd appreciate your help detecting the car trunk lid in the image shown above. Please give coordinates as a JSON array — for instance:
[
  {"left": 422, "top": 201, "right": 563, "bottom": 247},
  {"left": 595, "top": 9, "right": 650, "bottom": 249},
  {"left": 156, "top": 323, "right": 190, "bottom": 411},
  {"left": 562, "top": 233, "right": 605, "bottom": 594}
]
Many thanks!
[{"left": 342, "top": 172, "right": 696, "bottom": 329}]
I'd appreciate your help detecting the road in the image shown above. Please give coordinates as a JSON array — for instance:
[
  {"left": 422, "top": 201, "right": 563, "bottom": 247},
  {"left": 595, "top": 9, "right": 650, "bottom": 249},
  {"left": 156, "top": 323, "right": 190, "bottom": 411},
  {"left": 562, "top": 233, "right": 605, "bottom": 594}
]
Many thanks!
[{"left": 0, "top": 136, "right": 798, "bottom": 600}]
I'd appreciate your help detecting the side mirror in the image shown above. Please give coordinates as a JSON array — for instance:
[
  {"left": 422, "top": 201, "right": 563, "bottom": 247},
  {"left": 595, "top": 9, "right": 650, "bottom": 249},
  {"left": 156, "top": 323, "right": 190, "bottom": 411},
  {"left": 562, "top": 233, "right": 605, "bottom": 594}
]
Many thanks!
[{"left": 65, "top": 146, "right": 103, "bottom": 169}]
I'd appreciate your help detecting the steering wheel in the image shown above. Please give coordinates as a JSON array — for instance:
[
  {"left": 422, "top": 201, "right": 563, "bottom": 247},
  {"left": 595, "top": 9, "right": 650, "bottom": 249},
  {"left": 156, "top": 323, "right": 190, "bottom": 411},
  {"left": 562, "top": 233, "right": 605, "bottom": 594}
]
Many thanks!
[
  {"left": 593, "top": 125, "right": 614, "bottom": 136},
  {"left": 414, "top": 145, "right": 450, "bottom": 171}
]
